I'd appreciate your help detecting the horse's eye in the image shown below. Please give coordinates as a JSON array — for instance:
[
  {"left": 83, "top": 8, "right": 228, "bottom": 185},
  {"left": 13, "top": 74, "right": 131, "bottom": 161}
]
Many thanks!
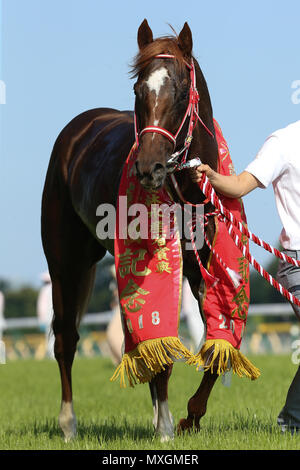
[
  {"left": 177, "top": 79, "right": 189, "bottom": 101},
  {"left": 179, "top": 87, "right": 189, "bottom": 102},
  {"left": 133, "top": 83, "right": 143, "bottom": 98}
]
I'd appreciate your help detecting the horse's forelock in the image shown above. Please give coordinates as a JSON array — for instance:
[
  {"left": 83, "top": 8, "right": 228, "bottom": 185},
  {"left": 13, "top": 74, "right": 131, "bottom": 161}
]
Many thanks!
[{"left": 130, "top": 37, "right": 187, "bottom": 79}]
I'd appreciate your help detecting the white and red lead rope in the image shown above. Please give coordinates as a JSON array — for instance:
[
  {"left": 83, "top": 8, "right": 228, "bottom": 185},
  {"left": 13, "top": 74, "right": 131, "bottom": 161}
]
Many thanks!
[
  {"left": 198, "top": 168, "right": 300, "bottom": 269},
  {"left": 176, "top": 159, "right": 300, "bottom": 313},
  {"left": 226, "top": 220, "right": 300, "bottom": 316}
]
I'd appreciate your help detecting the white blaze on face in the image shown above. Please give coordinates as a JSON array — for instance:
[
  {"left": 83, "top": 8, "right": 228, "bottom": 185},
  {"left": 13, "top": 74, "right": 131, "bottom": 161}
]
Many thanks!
[
  {"left": 146, "top": 67, "right": 169, "bottom": 131},
  {"left": 146, "top": 67, "right": 169, "bottom": 96}
]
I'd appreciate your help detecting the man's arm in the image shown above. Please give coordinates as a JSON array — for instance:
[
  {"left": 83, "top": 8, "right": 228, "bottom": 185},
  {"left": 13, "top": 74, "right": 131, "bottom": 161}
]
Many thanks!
[{"left": 189, "top": 164, "right": 260, "bottom": 198}]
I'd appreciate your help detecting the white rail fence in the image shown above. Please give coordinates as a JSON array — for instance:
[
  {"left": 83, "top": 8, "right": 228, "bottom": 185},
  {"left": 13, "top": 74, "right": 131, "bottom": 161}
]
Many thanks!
[
  {"left": 0, "top": 303, "right": 296, "bottom": 332},
  {"left": 2, "top": 311, "right": 113, "bottom": 331},
  {"left": 0, "top": 304, "right": 299, "bottom": 359}
]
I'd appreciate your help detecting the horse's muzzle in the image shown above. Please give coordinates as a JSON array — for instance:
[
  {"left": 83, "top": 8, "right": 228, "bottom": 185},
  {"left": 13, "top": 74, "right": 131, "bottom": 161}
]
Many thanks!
[{"left": 134, "top": 161, "right": 167, "bottom": 190}]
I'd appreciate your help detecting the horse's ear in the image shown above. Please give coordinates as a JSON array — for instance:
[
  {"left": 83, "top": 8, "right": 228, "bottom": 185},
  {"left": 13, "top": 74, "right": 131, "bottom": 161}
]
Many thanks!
[
  {"left": 178, "top": 22, "right": 193, "bottom": 57},
  {"left": 138, "top": 19, "right": 153, "bottom": 50}
]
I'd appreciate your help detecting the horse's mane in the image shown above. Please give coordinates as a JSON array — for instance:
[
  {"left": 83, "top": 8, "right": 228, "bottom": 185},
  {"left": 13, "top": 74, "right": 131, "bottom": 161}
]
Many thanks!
[{"left": 130, "top": 36, "right": 187, "bottom": 78}]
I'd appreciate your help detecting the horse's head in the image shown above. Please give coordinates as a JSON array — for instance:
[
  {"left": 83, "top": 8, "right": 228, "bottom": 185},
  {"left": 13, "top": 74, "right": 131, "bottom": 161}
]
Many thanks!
[{"left": 132, "top": 20, "right": 194, "bottom": 190}]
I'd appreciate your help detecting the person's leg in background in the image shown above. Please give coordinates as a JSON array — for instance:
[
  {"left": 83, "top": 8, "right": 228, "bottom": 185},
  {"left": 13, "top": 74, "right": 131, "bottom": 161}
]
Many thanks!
[{"left": 276, "top": 250, "right": 300, "bottom": 434}]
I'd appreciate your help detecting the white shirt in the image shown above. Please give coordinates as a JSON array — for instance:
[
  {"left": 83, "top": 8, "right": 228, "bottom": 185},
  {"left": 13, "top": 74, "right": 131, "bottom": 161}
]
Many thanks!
[{"left": 245, "top": 120, "right": 300, "bottom": 250}]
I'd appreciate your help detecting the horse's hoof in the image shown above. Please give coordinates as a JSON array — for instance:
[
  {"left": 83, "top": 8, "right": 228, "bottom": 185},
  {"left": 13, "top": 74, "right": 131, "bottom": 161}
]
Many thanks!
[
  {"left": 63, "top": 432, "right": 76, "bottom": 443},
  {"left": 61, "top": 424, "right": 77, "bottom": 442},
  {"left": 177, "top": 418, "right": 200, "bottom": 434},
  {"left": 59, "top": 401, "right": 77, "bottom": 442},
  {"left": 160, "top": 433, "right": 174, "bottom": 443},
  {"left": 155, "top": 426, "right": 174, "bottom": 443}
]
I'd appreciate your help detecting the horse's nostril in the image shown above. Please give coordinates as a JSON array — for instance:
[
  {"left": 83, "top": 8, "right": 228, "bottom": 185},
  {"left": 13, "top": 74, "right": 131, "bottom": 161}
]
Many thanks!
[
  {"left": 135, "top": 160, "right": 165, "bottom": 183},
  {"left": 153, "top": 162, "right": 165, "bottom": 173}
]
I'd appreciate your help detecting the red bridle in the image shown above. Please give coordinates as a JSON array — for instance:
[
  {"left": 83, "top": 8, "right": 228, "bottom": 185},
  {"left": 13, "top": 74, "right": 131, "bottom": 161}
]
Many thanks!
[{"left": 134, "top": 54, "right": 214, "bottom": 169}]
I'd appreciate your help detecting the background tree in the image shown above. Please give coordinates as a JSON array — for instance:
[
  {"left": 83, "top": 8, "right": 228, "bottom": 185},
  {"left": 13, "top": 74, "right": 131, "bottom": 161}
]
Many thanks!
[{"left": 249, "top": 254, "right": 285, "bottom": 304}]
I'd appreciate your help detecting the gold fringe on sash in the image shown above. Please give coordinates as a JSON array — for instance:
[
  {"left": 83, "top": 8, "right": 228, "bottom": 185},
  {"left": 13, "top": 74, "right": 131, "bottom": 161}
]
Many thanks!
[
  {"left": 110, "top": 336, "right": 194, "bottom": 388},
  {"left": 189, "top": 339, "right": 260, "bottom": 381}
]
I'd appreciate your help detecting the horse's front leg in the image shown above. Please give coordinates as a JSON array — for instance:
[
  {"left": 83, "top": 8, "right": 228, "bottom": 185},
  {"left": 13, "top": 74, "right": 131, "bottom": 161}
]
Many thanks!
[
  {"left": 149, "top": 365, "right": 174, "bottom": 442},
  {"left": 177, "top": 369, "right": 218, "bottom": 433}
]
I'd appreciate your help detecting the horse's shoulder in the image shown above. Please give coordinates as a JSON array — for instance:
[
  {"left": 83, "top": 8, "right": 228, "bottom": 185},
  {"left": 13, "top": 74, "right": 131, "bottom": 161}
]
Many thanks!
[
  {"left": 63, "top": 108, "right": 133, "bottom": 131},
  {"left": 52, "top": 108, "right": 133, "bottom": 156}
]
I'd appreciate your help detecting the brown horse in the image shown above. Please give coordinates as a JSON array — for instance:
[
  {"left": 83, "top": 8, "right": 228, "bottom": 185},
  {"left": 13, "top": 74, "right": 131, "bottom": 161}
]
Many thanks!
[{"left": 41, "top": 20, "right": 220, "bottom": 442}]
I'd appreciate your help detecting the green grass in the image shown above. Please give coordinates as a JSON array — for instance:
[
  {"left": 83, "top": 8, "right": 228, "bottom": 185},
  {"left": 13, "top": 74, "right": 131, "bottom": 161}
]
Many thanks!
[{"left": 0, "top": 354, "right": 299, "bottom": 450}]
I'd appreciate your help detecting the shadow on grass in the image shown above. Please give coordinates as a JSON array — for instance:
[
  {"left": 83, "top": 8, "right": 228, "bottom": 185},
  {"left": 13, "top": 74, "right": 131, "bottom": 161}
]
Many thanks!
[
  {"left": 5, "top": 411, "right": 289, "bottom": 448},
  {"left": 7, "top": 417, "right": 154, "bottom": 444},
  {"left": 76, "top": 419, "right": 154, "bottom": 442}
]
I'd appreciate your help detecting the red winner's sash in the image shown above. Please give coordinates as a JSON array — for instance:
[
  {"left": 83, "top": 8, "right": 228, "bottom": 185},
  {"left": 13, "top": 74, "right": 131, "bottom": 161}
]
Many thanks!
[
  {"left": 111, "top": 144, "right": 194, "bottom": 387},
  {"left": 192, "top": 120, "right": 260, "bottom": 380},
  {"left": 111, "top": 120, "right": 260, "bottom": 387}
]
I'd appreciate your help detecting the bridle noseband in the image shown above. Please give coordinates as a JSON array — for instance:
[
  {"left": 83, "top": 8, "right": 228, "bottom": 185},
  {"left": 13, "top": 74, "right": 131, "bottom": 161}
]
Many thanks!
[{"left": 134, "top": 53, "right": 214, "bottom": 172}]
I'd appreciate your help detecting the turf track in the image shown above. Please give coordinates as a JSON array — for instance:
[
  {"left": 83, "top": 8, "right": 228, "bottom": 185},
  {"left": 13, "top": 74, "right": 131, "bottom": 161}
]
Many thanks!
[{"left": 0, "top": 355, "right": 299, "bottom": 450}]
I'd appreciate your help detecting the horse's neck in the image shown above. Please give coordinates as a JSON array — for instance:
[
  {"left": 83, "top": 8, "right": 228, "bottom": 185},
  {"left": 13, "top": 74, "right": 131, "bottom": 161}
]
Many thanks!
[
  {"left": 170, "top": 87, "right": 218, "bottom": 204},
  {"left": 192, "top": 122, "right": 218, "bottom": 170},
  {"left": 192, "top": 64, "right": 218, "bottom": 171}
]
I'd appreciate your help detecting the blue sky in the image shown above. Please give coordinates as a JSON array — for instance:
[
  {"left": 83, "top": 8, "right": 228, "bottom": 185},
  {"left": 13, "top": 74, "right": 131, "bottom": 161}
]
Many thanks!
[{"left": 0, "top": 0, "right": 299, "bottom": 286}]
